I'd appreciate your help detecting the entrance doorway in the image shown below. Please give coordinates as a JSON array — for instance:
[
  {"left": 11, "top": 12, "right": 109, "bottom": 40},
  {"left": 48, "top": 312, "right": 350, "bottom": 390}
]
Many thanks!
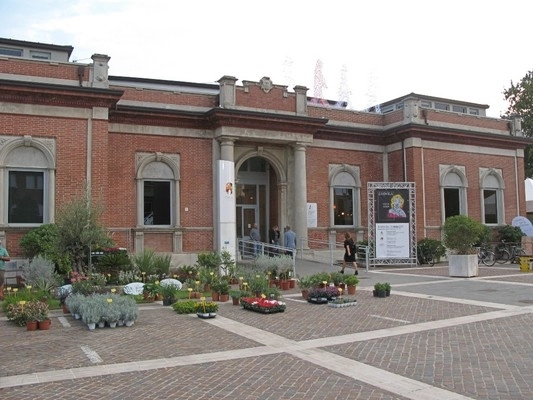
[{"left": 235, "top": 157, "right": 277, "bottom": 242}]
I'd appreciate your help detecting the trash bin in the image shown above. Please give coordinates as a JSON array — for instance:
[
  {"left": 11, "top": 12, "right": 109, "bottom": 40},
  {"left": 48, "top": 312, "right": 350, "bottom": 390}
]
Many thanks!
[{"left": 519, "top": 256, "right": 533, "bottom": 272}]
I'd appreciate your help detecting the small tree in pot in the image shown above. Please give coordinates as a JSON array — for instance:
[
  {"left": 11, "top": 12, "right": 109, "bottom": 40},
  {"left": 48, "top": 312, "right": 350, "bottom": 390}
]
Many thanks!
[{"left": 443, "top": 215, "right": 486, "bottom": 277}]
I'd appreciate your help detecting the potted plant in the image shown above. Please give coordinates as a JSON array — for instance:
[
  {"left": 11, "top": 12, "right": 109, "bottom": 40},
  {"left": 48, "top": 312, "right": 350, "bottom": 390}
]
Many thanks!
[
  {"left": 102, "top": 297, "right": 121, "bottom": 327},
  {"left": 120, "top": 297, "right": 139, "bottom": 327},
  {"left": 6, "top": 301, "right": 31, "bottom": 327},
  {"left": 343, "top": 275, "right": 359, "bottom": 295},
  {"left": 229, "top": 289, "right": 243, "bottom": 306},
  {"left": 297, "top": 275, "right": 313, "bottom": 300},
  {"left": 443, "top": 215, "right": 486, "bottom": 277},
  {"left": 373, "top": 282, "right": 387, "bottom": 298},
  {"left": 383, "top": 282, "right": 391, "bottom": 296},
  {"left": 217, "top": 279, "right": 230, "bottom": 302},
  {"left": 196, "top": 299, "right": 218, "bottom": 318},
  {"left": 80, "top": 300, "right": 102, "bottom": 330},
  {"left": 160, "top": 282, "right": 180, "bottom": 306}
]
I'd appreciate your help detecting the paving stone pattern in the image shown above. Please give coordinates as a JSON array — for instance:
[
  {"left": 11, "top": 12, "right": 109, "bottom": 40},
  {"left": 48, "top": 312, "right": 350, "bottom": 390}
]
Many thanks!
[{"left": 1, "top": 262, "right": 532, "bottom": 399}]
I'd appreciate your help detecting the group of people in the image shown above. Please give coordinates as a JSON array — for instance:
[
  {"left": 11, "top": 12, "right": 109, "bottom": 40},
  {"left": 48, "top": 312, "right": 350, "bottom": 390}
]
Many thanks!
[{"left": 250, "top": 223, "right": 296, "bottom": 257}]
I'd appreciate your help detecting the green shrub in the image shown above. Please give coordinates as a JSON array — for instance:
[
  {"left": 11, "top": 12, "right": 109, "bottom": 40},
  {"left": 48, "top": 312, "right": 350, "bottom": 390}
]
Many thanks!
[
  {"left": 416, "top": 238, "right": 447, "bottom": 261},
  {"left": 172, "top": 300, "right": 198, "bottom": 314},
  {"left": 497, "top": 224, "right": 525, "bottom": 244},
  {"left": 443, "top": 215, "right": 486, "bottom": 254}
]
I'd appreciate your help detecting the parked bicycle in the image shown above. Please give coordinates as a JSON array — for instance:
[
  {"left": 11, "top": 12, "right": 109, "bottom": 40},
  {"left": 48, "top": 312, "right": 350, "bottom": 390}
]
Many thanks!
[
  {"left": 416, "top": 245, "right": 435, "bottom": 266},
  {"left": 477, "top": 245, "right": 496, "bottom": 266},
  {"left": 493, "top": 241, "right": 511, "bottom": 264}
]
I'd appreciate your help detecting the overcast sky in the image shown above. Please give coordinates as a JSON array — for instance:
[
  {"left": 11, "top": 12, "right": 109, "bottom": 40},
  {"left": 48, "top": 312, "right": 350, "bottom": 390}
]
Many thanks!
[{"left": 2, "top": 0, "right": 532, "bottom": 117}]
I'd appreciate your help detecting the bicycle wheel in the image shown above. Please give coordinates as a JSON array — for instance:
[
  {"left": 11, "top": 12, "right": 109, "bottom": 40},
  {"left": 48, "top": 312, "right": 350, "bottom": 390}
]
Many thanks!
[
  {"left": 495, "top": 248, "right": 510, "bottom": 263},
  {"left": 426, "top": 254, "right": 435, "bottom": 266},
  {"left": 481, "top": 250, "right": 496, "bottom": 266},
  {"left": 512, "top": 248, "right": 526, "bottom": 264}
]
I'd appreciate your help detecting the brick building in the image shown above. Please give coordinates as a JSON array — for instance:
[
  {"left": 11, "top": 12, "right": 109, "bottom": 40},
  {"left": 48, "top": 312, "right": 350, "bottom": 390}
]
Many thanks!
[{"left": 0, "top": 38, "right": 530, "bottom": 263}]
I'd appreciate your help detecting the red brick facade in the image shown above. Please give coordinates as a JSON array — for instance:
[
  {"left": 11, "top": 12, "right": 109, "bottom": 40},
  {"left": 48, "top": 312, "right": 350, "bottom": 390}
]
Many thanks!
[{"left": 0, "top": 39, "right": 531, "bottom": 261}]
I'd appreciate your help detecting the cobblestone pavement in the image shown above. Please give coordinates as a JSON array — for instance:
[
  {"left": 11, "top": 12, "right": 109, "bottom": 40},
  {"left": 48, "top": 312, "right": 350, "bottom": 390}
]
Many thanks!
[{"left": 2, "top": 262, "right": 533, "bottom": 399}]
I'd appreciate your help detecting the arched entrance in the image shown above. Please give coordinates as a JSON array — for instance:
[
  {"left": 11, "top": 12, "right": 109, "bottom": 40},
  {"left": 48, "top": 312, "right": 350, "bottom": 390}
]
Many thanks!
[{"left": 235, "top": 156, "right": 279, "bottom": 242}]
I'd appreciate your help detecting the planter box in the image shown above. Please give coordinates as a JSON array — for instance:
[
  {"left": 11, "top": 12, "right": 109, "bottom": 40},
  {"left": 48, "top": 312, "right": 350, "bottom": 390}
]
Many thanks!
[
  {"left": 307, "top": 297, "right": 328, "bottom": 304},
  {"left": 448, "top": 254, "right": 478, "bottom": 277},
  {"left": 328, "top": 299, "right": 357, "bottom": 308}
]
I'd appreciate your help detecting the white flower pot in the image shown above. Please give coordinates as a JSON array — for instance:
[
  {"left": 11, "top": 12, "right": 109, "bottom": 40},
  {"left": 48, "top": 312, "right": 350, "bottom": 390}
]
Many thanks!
[{"left": 448, "top": 254, "right": 478, "bottom": 277}]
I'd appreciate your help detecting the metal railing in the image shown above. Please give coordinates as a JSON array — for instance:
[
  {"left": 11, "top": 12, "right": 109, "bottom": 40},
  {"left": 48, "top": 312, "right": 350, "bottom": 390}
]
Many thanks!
[{"left": 296, "top": 238, "right": 369, "bottom": 271}]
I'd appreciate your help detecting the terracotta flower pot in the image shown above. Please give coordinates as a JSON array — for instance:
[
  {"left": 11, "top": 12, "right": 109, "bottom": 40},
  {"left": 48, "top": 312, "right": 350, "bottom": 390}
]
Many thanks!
[
  {"left": 212, "top": 291, "right": 220, "bottom": 302},
  {"left": 219, "top": 294, "right": 229, "bottom": 302},
  {"left": 38, "top": 319, "right": 51, "bottom": 330},
  {"left": 347, "top": 285, "right": 356, "bottom": 295},
  {"left": 26, "top": 320, "right": 38, "bottom": 331}
]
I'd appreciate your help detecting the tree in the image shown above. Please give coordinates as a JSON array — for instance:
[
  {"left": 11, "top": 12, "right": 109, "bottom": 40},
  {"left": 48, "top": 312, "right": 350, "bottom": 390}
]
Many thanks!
[
  {"left": 503, "top": 70, "right": 533, "bottom": 177},
  {"left": 19, "top": 224, "right": 71, "bottom": 275},
  {"left": 55, "top": 191, "right": 112, "bottom": 274}
]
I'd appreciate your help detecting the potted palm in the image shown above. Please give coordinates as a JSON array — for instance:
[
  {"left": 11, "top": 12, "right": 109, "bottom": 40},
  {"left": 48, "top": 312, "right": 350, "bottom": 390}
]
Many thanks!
[{"left": 443, "top": 215, "right": 486, "bottom": 277}]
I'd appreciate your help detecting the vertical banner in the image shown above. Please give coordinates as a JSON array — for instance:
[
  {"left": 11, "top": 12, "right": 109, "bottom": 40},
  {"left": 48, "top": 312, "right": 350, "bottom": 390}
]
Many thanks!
[
  {"left": 370, "top": 185, "right": 415, "bottom": 261},
  {"left": 217, "top": 160, "right": 236, "bottom": 265}
]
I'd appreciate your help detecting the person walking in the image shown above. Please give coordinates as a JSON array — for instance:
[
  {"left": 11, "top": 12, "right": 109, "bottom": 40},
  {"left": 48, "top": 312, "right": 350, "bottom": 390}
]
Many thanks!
[
  {"left": 340, "top": 232, "right": 358, "bottom": 275},
  {"left": 0, "top": 240, "right": 11, "bottom": 300},
  {"left": 284, "top": 225, "right": 297, "bottom": 258},
  {"left": 250, "top": 223, "right": 261, "bottom": 257},
  {"left": 268, "top": 225, "right": 280, "bottom": 256}
]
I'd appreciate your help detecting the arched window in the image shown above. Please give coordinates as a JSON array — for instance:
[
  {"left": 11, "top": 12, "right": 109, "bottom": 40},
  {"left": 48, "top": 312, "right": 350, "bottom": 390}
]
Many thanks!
[
  {"left": 329, "top": 165, "right": 361, "bottom": 227},
  {"left": 480, "top": 168, "right": 504, "bottom": 225},
  {"left": 136, "top": 152, "right": 180, "bottom": 227},
  {"left": 440, "top": 165, "right": 468, "bottom": 222},
  {"left": 0, "top": 136, "right": 55, "bottom": 226}
]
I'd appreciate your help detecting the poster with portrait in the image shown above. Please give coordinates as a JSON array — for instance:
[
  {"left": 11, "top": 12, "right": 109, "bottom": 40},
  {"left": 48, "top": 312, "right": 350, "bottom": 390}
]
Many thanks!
[{"left": 375, "top": 189, "right": 410, "bottom": 223}]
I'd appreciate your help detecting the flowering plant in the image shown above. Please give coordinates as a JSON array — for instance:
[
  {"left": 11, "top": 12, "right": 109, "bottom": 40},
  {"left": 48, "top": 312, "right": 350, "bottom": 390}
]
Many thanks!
[
  {"left": 196, "top": 301, "right": 218, "bottom": 314},
  {"left": 240, "top": 296, "right": 286, "bottom": 314},
  {"left": 307, "top": 286, "right": 339, "bottom": 300}
]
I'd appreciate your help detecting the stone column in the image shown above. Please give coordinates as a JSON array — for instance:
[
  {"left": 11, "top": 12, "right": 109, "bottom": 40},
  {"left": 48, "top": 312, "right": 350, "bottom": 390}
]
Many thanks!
[
  {"left": 220, "top": 138, "right": 235, "bottom": 162},
  {"left": 293, "top": 143, "right": 308, "bottom": 249}
]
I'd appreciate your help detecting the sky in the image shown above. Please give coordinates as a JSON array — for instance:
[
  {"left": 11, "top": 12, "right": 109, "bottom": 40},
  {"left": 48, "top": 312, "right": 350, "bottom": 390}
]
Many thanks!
[{"left": 1, "top": 0, "right": 532, "bottom": 118}]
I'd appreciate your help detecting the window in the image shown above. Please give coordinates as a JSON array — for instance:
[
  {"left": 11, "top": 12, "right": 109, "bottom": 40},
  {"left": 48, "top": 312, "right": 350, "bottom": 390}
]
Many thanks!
[
  {"left": 480, "top": 169, "right": 504, "bottom": 225},
  {"left": 136, "top": 153, "right": 180, "bottom": 227},
  {"left": 452, "top": 105, "right": 467, "bottom": 113},
  {"left": 8, "top": 171, "right": 44, "bottom": 224},
  {"left": 0, "top": 136, "right": 54, "bottom": 226},
  {"left": 30, "top": 51, "right": 51, "bottom": 60},
  {"left": 0, "top": 47, "right": 22, "bottom": 57},
  {"left": 443, "top": 188, "right": 460, "bottom": 219},
  {"left": 440, "top": 166, "right": 467, "bottom": 223},
  {"left": 483, "top": 190, "right": 498, "bottom": 224},
  {"left": 329, "top": 165, "right": 360, "bottom": 227},
  {"left": 469, "top": 108, "right": 479, "bottom": 116},
  {"left": 334, "top": 188, "right": 354, "bottom": 225},
  {"left": 143, "top": 181, "right": 170, "bottom": 225},
  {"left": 435, "top": 102, "right": 449, "bottom": 111}
]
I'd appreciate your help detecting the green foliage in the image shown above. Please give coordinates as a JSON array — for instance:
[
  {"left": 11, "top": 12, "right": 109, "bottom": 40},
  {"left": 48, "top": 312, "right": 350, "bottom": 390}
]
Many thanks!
[
  {"left": 95, "top": 251, "right": 131, "bottom": 271},
  {"left": 497, "top": 224, "right": 525, "bottom": 244},
  {"left": 153, "top": 253, "right": 172, "bottom": 276},
  {"left": 132, "top": 249, "right": 157, "bottom": 275},
  {"left": 55, "top": 190, "right": 113, "bottom": 274},
  {"left": 443, "top": 215, "right": 486, "bottom": 254},
  {"left": 22, "top": 255, "right": 60, "bottom": 292},
  {"left": 416, "top": 238, "right": 447, "bottom": 260},
  {"left": 172, "top": 300, "right": 198, "bottom": 314},
  {"left": 343, "top": 275, "right": 359, "bottom": 286},
  {"left": 374, "top": 282, "right": 386, "bottom": 292},
  {"left": 503, "top": 70, "right": 533, "bottom": 176},
  {"left": 19, "top": 224, "right": 72, "bottom": 275},
  {"left": 196, "top": 252, "right": 221, "bottom": 270}
]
